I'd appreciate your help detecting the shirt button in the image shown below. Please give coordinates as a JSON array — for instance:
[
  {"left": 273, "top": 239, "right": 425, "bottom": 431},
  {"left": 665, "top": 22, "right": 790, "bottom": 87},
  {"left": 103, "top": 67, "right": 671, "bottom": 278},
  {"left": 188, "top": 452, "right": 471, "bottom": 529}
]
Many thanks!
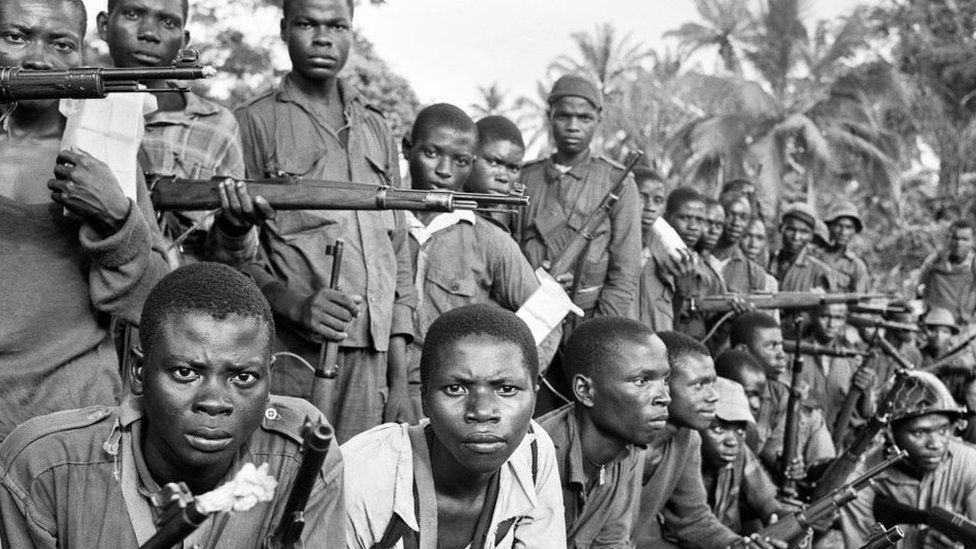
[
  {"left": 265, "top": 408, "right": 279, "bottom": 421},
  {"left": 451, "top": 282, "right": 460, "bottom": 291}
]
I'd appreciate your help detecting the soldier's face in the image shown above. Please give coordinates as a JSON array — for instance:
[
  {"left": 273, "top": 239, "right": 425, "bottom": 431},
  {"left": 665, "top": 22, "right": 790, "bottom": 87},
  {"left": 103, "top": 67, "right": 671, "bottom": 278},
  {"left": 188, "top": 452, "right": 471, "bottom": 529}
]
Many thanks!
[
  {"left": 406, "top": 125, "right": 477, "bottom": 192},
  {"left": 781, "top": 217, "right": 813, "bottom": 255},
  {"left": 667, "top": 199, "right": 706, "bottom": 248},
  {"left": 667, "top": 353, "right": 719, "bottom": 431},
  {"left": 582, "top": 336, "right": 671, "bottom": 447},
  {"left": 468, "top": 139, "right": 523, "bottom": 195},
  {"left": 0, "top": 0, "right": 84, "bottom": 111},
  {"left": 722, "top": 198, "right": 751, "bottom": 244},
  {"left": 137, "top": 313, "right": 270, "bottom": 476},
  {"left": 422, "top": 335, "right": 536, "bottom": 475},
  {"left": 892, "top": 414, "right": 952, "bottom": 473},
  {"left": 736, "top": 367, "right": 767, "bottom": 418},
  {"left": 700, "top": 418, "right": 746, "bottom": 469},
  {"left": 829, "top": 217, "right": 858, "bottom": 248},
  {"left": 813, "top": 303, "right": 848, "bottom": 342},
  {"left": 548, "top": 96, "right": 599, "bottom": 156},
  {"left": 925, "top": 325, "right": 954, "bottom": 355},
  {"left": 741, "top": 219, "right": 768, "bottom": 261},
  {"left": 702, "top": 204, "right": 725, "bottom": 251},
  {"left": 747, "top": 327, "right": 787, "bottom": 379},
  {"left": 949, "top": 228, "right": 974, "bottom": 261},
  {"left": 99, "top": 0, "right": 187, "bottom": 69},
  {"left": 281, "top": 0, "right": 351, "bottom": 83},
  {"left": 638, "top": 179, "right": 666, "bottom": 233}
]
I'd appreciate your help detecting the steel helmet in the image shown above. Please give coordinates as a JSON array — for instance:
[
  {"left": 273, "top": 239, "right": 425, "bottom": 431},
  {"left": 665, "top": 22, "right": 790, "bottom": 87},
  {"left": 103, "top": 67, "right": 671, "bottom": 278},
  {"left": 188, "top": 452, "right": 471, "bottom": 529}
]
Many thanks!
[{"left": 888, "top": 370, "right": 967, "bottom": 424}]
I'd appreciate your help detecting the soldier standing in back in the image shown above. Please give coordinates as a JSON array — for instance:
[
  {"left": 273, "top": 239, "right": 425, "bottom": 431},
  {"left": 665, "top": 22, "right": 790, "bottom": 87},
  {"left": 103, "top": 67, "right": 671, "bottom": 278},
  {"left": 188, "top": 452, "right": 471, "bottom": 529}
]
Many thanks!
[{"left": 815, "top": 200, "right": 870, "bottom": 293}]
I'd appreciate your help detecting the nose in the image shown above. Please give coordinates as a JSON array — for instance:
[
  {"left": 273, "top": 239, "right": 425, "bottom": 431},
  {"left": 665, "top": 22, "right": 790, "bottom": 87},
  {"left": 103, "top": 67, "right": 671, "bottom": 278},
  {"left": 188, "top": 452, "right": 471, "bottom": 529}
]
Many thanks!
[
  {"left": 435, "top": 156, "right": 453, "bottom": 179},
  {"left": 312, "top": 27, "right": 335, "bottom": 47},
  {"left": 137, "top": 18, "right": 161, "bottom": 44},
  {"left": 20, "top": 43, "right": 53, "bottom": 71},
  {"left": 652, "top": 381, "right": 671, "bottom": 407},
  {"left": 723, "top": 432, "right": 739, "bottom": 447},
  {"left": 704, "top": 383, "right": 719, "bottom": 404},
  {"left": 193, "top": 380, "right": 234, "bottom": 416},
  {"left": 464, "top": 389, "right": 500, "bottom": 423}
]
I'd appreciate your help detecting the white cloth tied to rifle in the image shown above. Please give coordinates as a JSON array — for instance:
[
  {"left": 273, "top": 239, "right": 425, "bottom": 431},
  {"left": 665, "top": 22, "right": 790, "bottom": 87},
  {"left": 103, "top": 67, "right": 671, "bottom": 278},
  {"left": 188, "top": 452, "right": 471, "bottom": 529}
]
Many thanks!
[
  {"left": 517, "top": 267, "right": 585, "bottom": 346},
  {"left": 196, "top": 462, "right": 277, "bottom": 514}
]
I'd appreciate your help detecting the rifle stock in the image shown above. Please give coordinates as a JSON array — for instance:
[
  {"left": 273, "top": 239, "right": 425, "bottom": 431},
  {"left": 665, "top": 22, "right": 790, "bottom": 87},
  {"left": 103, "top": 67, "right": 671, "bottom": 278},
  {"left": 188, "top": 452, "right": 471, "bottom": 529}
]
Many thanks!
[
  {"left": 149, "top": 176, "right": 529, "bottom": 213},
  {"left": 783, "top": 340, "right": 873, "bottom": 359},
  {"left": 545, "top": 151, "right": 643, "bottom": 279},
  {"left": 749, "top": 450, "right": 907, "bottom": 545},
  {"left": 0, "top": 64, "right": 215, "bottom": 101},
  {"left": 265, "top": 419, "right": 333, "bottom": 549},
  {"left": 689, "top": 292, "right": 885, "bottom": 314}
]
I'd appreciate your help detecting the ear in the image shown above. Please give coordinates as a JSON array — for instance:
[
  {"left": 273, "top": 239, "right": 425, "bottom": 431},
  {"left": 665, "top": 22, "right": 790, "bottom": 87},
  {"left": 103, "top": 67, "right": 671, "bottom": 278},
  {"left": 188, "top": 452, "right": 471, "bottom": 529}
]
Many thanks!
[
  {"left": 129, "top": 347, "right": 146, "bottom": 396},
  {"left": 96, "top": 12, "right": 110, "bottom": 41},
  {"left": 401, "top": 136, "right": 412, "bottom": 159},
  {"left": 279, "top": 17, "right": 287, "bottom": 42},
  {"left": 182, "top": 29, "right": 191, "bottom": 50},
  {"left": 572, "top": 374, "right": 595, "bottom": 408},
  {"left": 734, "top": 343, "right": 749, "bottom": 353}
]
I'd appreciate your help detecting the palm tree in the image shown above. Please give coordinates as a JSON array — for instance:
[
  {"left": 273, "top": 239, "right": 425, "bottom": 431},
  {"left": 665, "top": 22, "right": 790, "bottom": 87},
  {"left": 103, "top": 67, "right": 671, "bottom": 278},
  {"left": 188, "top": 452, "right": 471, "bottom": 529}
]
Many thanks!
[
  {"left": 469, "top": 82, "right": 512, "bottom": 119},
  {"left": 548, "top": 23, "right": 653, "bottom": 98},
  {"left": 664, "top": 0, "right": 754, "bottom": 74}
]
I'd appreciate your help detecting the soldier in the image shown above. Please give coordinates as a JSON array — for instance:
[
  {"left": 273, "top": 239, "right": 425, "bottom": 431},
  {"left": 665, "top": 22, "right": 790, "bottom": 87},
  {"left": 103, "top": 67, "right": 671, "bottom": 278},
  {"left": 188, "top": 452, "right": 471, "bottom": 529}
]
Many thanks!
[
  {"left": 342, "top": 305, "right": 565, "bottom": 548},
  {"left": 402, "top": 104, "right": 539, "bottom": 420},
  {"left": 465, "top": 115, "right": 525, "bottom": 228},
  {"left": 768, "top": 203, "right": 834, "bottom": 293},
  {"left": 714, "top": 193, "right": 771, "bottom": 294},
  {"left": 816, "top": 201, "right": 870, "bottom": 293},
  {"left": 631, "top": 171, "right": 677, "bottom": 332},
  {"left": 538, "top": 317, "right": 671, "bottom": 547},
  {"left": 920, "top": 307, "right": 976, "bottom": 372},
  {"left": 97, "top": 0, "right": 246, "bottom": 263},
  {"left": 0, "top": 263, "right": 345, "bottom": 547},
  {"left": 225, "top": 0, "right": 417, "bottom": 442},
  {"left": 0, "top": 0, "right": 170, "bottom": 439},
  {"left": 839, "top": 371, "right": 976, "bottom": 548},
  {"left": 513, "top": 74, "right": 641, "bottom": 321},
  {"left": 918, "top": 220, "right": 976, "bottom": 327},
  {"left": 636, "top": 331, "right": 780, "bottom": 549}
]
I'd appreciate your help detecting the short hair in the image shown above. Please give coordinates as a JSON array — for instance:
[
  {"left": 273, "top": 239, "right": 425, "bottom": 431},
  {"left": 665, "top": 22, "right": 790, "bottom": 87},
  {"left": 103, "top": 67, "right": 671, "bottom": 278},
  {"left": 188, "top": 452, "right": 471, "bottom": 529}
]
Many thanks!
[
  {"left": 657, "top": 331, "right": 710, "bottom": 374},
  {"left": 410, "top": 103, "right": 477, "bottom": 144},
  {"left": 633, "top": 166, "right": 663, "bottom": 186},
  {"left": 729, "top": 312, "right": 780, "bottom": 348},
  {"left": 719, "top": 191, "right": 751, "bottom": 214},
  {"left": 720, "top": 178, "right": 755, "bottom": 196},
  {"left": 715, "top": 349, "right": 763, "bottom": 381},
  {"left": 420, "top": 304, "right": 538, "bottom": 391},
  {"left": 665, "top": 186, "right": 704, "bottom": 217},
  {"left": 14, "top": 0, "right": 87, "bottom": 37},
  {"left": 950, "top": 219, "right": 975, "bottom": 234},
  {"left": 108, "top": 0, "right": 187, "bottom": 21},
  {"left": 475, "top": 115, "right": 524, "bottom": 150},
  {"left": 563, "top": 316, "right": 657, "bottom": 382},
  {"left": 283, "top": 0, "right": 354, "bottom": 20},
  {"left": 704, "top": 197, "right": 722, "bottom": 212},
  {"left": 139, "top": 263, "right": 274, "bottom": 356}
]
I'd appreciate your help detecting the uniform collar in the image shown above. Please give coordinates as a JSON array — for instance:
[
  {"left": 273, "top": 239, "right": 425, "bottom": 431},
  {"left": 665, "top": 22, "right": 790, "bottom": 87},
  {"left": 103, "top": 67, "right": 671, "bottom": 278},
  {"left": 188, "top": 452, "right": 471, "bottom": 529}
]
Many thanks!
[
  {"left": 545, "top": 150, "right": 592, "bottom": 181},
  {"left": 556, "top": 406, "right": 630, "bottom": 492},
  {"left": 405, "top": 210, "right": 476, "bottom": 246},
  {"left": 276, "top": 73, "right": 361, "bottom": 113}
]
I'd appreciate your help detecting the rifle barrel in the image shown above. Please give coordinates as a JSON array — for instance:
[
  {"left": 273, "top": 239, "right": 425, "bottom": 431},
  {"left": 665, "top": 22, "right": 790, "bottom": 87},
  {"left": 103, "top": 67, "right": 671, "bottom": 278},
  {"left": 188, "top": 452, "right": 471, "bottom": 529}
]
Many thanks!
[
  {"left": 0, "top": 66, "right": 215, "bottom": 101},
  {"left": 783, "top": 340, "right": 872, "bottom": 359},
  {"left": 269, "top": 420, "right": 333, "bottom": 547},
  {"left": 692, "top": 292, "right": 887, "bottom": 313}
]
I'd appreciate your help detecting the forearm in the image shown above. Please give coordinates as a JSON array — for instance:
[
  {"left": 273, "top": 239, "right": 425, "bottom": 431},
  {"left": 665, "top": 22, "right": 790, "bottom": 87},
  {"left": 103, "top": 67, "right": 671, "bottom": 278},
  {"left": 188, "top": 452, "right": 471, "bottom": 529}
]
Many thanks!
[{"left": 387, "top": 336, "right": 409, "bottom": 388}]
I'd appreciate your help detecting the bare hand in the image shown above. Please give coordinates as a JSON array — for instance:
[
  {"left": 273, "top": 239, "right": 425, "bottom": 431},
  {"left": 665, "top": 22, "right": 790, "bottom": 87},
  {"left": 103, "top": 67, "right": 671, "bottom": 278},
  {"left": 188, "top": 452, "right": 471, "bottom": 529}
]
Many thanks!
[
  {"left": 664, "top": 249, "right": 697, "bottom": 277},
  {"left": 542, "top": 260, "right": 574, "bottom": 291},
  {"left": 48, "top": 148, "right": 130, "bottom": 235},
  {"left": 299, "top": 288, "right": 363, "bottom": 342},
  {"left": 384, "top": 382, "right": 416, "bottom": 424},
  {"left": 732, "top": 534, "right": 789, "bottom": 549},
  {"left": 925, "top": 528, "right": 964, "bottom": 549},
  {"left": 217, "top": 179, "right": 276, "bottom": 234},
  {"left": 730, "top": 294, "right": 755, "bottom": 315},
  {"left": 783, "top": 456, "right": 807, "bottom": 481},
  {"left": 852, "top": 366, "right": 875, "bottom": 392}
]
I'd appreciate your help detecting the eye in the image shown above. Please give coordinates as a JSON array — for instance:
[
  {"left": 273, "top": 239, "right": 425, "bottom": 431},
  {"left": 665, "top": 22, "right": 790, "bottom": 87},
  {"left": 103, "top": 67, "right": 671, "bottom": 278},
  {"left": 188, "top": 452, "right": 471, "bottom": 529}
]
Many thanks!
[
  {"left": 422, "top": 148, "right": 438, "bottom": 159},
  {"left": 2, "top": 32, "right": 26, "bottom": 45},
  {"left": 455, "top": 156, "right": 472, "bottom": 168},
  {"left": 295, "top": 20, "right": 312, "bottom": 29},
  {"left": 123, "top": 9, "right": 140, "bottom": 19},
  {"left": 444, "top": 384, "right": 466, "bottom": 396},
  {"left": 231, "top": 371, "right": 259, "bottom": 388},
  {"left": 52, "top": 40, "right": 77, "bottom": 53},
  {"left": 171, "top": 367, "right": 199, "bottom": 382},
  {"left": 498, "top": 385, "right": 520, "bottom": 397},
  {"left": 329, "top": 21, "right": 350, "bottom": 31},
  {"left": 161, "top": 17, "right": 179, "bottom": 29}
]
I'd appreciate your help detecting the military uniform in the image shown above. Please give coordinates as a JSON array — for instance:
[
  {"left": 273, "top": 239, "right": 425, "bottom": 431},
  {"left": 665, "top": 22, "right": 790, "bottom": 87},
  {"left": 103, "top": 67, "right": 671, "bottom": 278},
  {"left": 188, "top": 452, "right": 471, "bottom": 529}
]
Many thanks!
[
  {"left": 768, "top": 246, "right": 835, "bottom": 293},
  {"left": 0, "top": 396, "right": 345, "bottom": 548},
  {"left": 514, "top": 151, "right": 641, "bottom": 319},
  {"left": 815, "top": 247, "right": 870, "bottom": 293}
]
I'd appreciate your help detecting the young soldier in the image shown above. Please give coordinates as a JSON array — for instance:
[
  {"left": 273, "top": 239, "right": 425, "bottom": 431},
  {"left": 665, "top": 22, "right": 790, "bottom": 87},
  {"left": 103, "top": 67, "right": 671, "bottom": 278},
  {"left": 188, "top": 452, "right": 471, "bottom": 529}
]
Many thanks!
[
  {"left": 715, "top": 194, "right": 771, "bottom": 294},
  {"left": 815, "top": 201, "right": 870, "bottom": 293},
  {"left": 918, "top": 220, "right": 976, "bottom": 327},
  {"left": 342, "top": 305, "right": 565, "bottom": 548},
  {"left": 402, "top": 104, "right": 539, "bottom": 420},
  {"left": 539, "top": 317, "right": 671, "bottom": 547},
  {"left": 920, "top": 307, "right": 976, "bottom": 371},
  {"left": 0, "top": 263, "right": 345, "bottom": 547},
  {"left": 636, "top": 331, "right": 779, "bottom": 549},
  {"left": 768, "top": 203, "right": 834, "bottom": 293},
  {"left": 700, "top": 378, "right": 788, "bottom": 534},
  {"left": 97, "top": 0, "right": 247, "bottom": 263},
  {"left": 0, "top": 0, "right": 170, "bottom": 439},
  {"left": 227, "top": 0, "right": 416, "bottom": 442},
  {"left": 715, "top": 349, "right": 769, "bottom": 437},
  {"left": 839, "top": 371, "right": 976, "bottom": 548},
  {"left": 728, "top": 313, "right": 836, "bottom": 481},
  {"left": 632, "top": 170, "right": 678, "bottom": 331},
  {"left": 465, "top": 115, "right": 524, "bottom": 228},
  {"left": 514, "top": 74, "right": 641, "bottom": 321}
]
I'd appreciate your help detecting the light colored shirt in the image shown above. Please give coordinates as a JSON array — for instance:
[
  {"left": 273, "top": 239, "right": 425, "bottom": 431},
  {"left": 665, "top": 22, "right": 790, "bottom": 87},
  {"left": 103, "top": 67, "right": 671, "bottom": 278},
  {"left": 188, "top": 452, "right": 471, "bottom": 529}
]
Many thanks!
[
  {"left": 342, "top": 421, "right": 566, "bottom": 549},
  {"left": 918, "top": 250, "right": 976, "bottom": 326}
]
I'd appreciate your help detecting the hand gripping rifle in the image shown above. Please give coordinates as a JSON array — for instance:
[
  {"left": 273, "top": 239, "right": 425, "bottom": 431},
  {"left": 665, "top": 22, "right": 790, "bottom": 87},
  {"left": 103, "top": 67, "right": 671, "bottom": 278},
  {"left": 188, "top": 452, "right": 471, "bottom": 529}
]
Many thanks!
[
  {"left": 265, "top": 419, "right": 333, "bottom": 549},
  {"left": 139, "top": 483, "right": 211, "bottom": 549},
  {"left": 149, "top": 176, "right": 529, "bottom": 214},
  {"left": 738, "top": 449, "right": 907, "bottom": 546},
  {"left": 687, "top": 292, "right": 885, "bottom": 314},
  {"left": 309, "top": 240, "right": 343, "bottom": 417},
  {"left": 812, "top": 347, "right": 911, "bottom": 501},
  {"left": 859, "top": 524, "right": 905, "bottom": 549},
  {"left": 0, "top": 51, "right": 216, "bottom": 102},
  {"left": 780, "top": 317, "right": 805, "bottom": 497},
  {"left": 873, "top": 500, "right": 976, "bottom": 549}
]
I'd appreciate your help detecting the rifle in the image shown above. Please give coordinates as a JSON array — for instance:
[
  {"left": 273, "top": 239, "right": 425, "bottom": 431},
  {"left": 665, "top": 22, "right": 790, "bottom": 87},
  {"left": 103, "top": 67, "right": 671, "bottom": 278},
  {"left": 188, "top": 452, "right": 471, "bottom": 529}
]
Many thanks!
[
  {"left": 545, "top": 151, "right": 644, "bottom": 280},
  {"left": 0, "top": 58, "right": 215, "bottom": 101},
  {"left": 688, "top": 292, "right": 885, "bottom": 314},
  {"left": 742, "top": 449, "right": 907, "bottom": 545},
  {"left": 812, "top": 359, "right": 910, "bottom": 500},
  {"left": 922, "top": 329, "right": 976, "bottom": 374},
  {"left": 140, "top": 483, "right": 209, "bottom": 549},
  {"left": 847, "top": 316, "right": 919, "bottom": 333},
  {"left": 782, "top": 340, "right": 873, "bottom": 359},
  {"left": 780, "top": 318, "right": 805, "bottom": 497},
  {"left": 309, "top": 241, "right": 343, "bottom": 416},
  {"left": 149, "top": 176, "right": 529, "bottom": 213},
  {"left": 859, "top": 524, "right": 904, "bottom": 549},
  {"left": 873, "top": 499, "right": 976, "bottom": 549},
  {"left": 265, "top": 419, "right": 333, "bottom": 549}
]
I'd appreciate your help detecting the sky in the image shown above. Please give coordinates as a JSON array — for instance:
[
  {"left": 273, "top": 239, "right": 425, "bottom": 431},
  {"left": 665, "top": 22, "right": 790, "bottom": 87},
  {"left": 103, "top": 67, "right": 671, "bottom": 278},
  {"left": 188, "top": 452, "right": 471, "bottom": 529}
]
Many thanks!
[{"left": 353, "top": 0, "right": 872, "bottom": 111}]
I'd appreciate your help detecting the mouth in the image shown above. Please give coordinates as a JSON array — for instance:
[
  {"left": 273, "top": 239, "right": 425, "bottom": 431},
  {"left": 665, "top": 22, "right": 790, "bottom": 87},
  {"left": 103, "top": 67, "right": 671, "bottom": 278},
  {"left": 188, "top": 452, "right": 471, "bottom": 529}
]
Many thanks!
[
  {"left": 720, "top": 452, "right": 738, "bottom": 462},
  {"left": 460, "top": 433, "right": 507, "bottom": 454},
  {"left": 131, "top": 51, "right": 163, "bottom": 65},
  {"left": 699, "top": 409, "right": 717, "bottom": 421},
  {"left": 308, "top": 55, "right": 339, "bottom": 67},
  {"left": 184, "top": 429, "right": 234, "bottom": 453}
]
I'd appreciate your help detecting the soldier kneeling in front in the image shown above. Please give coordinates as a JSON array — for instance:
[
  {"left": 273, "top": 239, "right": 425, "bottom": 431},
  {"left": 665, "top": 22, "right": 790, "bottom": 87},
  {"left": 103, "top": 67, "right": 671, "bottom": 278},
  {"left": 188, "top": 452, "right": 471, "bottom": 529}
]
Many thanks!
[{"left": 0, "top": 263, "right": 345, "bottom": 548}]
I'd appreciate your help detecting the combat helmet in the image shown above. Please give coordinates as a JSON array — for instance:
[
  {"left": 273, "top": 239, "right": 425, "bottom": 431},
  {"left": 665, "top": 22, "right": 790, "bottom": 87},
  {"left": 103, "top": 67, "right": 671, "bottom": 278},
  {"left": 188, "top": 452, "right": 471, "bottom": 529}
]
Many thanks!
[{"left": 888, "top": 370, "right": 967, "bottom": 424}]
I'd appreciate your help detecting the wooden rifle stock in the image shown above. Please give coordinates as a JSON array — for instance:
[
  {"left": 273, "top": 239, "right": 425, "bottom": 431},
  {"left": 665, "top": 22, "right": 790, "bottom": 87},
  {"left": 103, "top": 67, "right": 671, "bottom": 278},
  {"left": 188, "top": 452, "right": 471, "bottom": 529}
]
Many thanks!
[
  {"left": 783, "top": 340, "right": 873, "bottom": 359},
  {"left": 265, "top": 419, "right": 333, "bottom": 549},
  {"left": 309, "top": 241, "right": 343, "bottom": 417},
  {"left": 780, "top": 318, "right": 805, "bottom": 497},
  {"left": 149, "top": 176, "right": 529, "bottom": 213},
  {"left": 847, "top": 316, "right": 919, "bottom": 333},
  {"left": 689, "top": 292, "right": 886, "bottom": 314},
  {"left": 545, "top": 151, "right": 643, "bottom": 279},
  {"left": 743, "top": 450, "right": 906, "bottom": 546}
]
